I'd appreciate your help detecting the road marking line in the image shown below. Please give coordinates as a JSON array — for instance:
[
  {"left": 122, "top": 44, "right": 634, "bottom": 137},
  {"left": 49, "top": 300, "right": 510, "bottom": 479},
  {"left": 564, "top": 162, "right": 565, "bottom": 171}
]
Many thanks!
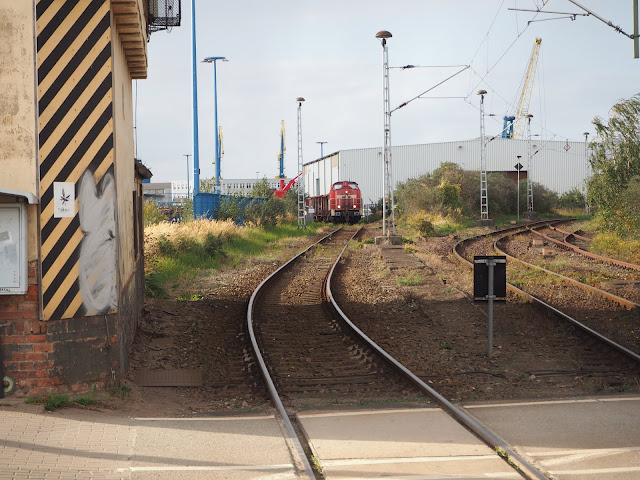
[
  {"left": 528, "top": 446, "right": 640, "bottom": 457},
  {"left": 297, "top": 408, "right": 441, "bottom": 418},
  {"left": 125, "top": 464, "right": 293, "bottom": 472},
  {"left": 463, "top": 396, "right": 640, "bottom": 409},
  {"left": 548, "top": 466, "right": 640, "bottom": 475},
  {"left": 133, "top": 416, "right": 275, "bottom": 421},
  {"left": 321, "top": 455, "right": 505, "bottom": 466}
]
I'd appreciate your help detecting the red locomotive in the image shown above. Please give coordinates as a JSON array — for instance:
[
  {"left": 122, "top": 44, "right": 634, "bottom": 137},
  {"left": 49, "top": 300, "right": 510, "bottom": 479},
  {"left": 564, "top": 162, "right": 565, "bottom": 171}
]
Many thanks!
[{"left": 307, "top": 181, "right": 363, "bottom": 224}]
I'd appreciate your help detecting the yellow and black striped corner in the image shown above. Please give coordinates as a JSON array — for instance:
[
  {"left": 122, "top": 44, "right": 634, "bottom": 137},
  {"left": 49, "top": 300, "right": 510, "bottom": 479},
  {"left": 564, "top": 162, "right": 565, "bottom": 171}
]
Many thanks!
[{"left": 37, "top": 0, "right": 115, "bottom": 321}]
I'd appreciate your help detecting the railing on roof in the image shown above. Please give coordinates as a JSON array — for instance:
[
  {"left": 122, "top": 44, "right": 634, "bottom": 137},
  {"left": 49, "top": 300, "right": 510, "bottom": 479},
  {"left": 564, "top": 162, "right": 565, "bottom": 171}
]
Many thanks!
[{"left": 148, "top": 0, "right": 181, "bottom": 33}]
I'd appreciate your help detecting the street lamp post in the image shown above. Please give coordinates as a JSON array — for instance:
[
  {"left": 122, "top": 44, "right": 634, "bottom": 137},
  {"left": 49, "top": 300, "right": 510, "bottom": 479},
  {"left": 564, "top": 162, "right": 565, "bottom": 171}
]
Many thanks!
[
  {"left": 526, "top": 114, "right": 534, "bottom": 213},
  {"left": 477, "top": 90, "right": 489, "bottom": 221},
  {"left": 376, "top": 30, "right": 395, "bottom": 236},
  {"left": 583, "top": 131, "right": 590, "bottom": 214},
  {"left": 296, "top": 97, "right": 306, "bottom": 229},
  {"left": 316, "top": 141, "right": 327, "bottom": 158},
  {"left": 203, "top": 56, "right": 228, "bottom": 194},
  {"left": 190, "top": 0, "right": 200, "bottom": 196},
  {"left": 515, "top": 156, "right": 523, "bottom": 223},
  {"left": 184, "top": 154, "right": 191, "bottom": 199}
]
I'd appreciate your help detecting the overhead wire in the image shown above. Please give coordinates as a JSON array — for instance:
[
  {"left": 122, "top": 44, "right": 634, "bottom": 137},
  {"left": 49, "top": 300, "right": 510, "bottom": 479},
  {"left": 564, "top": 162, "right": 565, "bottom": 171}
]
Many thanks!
[{"left": 468, "top": 0, "right": 506, "bottom": 67}]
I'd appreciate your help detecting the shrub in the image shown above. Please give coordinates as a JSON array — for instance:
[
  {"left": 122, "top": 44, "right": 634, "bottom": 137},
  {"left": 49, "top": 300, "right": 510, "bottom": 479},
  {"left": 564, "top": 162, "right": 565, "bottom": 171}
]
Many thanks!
[
  {"left": 406, "top": 211, "right": 435, "bottom": 236},
  {"left": 216, "top": 194, "right": 244, "bottom": 222},
  {"left": 558, "top": 188, "right": 586, "bottom": 210},
  {"left": 143, "top": 201, "right": 165, "bottom": 226},
  {"left": 245, "top": 197, "right": 286, "bottom": 226}
]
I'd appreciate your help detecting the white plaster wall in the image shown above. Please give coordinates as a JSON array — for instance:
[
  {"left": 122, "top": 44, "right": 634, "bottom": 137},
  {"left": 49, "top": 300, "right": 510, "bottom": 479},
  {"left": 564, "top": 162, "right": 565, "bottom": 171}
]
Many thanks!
[
  {"left": 0, "top": 2, "right": 39, "bottom": 261},
  {"left": 111, "top": 19, "right": 136, "bottom": 287}
]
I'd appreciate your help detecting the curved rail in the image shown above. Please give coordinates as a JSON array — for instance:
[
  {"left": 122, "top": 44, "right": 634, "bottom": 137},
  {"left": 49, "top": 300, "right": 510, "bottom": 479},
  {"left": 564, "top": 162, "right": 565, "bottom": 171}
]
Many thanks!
[
  {"left": 452, "top": 224, "right": 640, "bottom": 364},
  {"left": 247, "top": 227, "right": 344, "bottom": 480},
  {"left": 452, "top": 219, "right": 563, "bottom": 302},
  {"left": 496, "top": 229, "right": 639, "bottom": 310},
  {"left": 327, "top": 235, "right": 547, "bottom": 480},
  {"left": 530, "top": 224, "right": 640, "bottom": 271}
]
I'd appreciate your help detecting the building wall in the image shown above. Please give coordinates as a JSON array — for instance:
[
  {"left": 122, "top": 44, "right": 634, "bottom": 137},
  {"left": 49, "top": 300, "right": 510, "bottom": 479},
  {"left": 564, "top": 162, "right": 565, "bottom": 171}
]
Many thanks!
[
  {"left": 0, "top": 0, "right": 149, "bottom": 395},
  {"left": 111, "top": 10, "right": 135, "bottom": 292},
  {"left": 0, "top": 2, "right": 39, "bottom": 204},
  {"left": 37, "top": 0, "right": 116, "bottom": 321},
  {"left": 304, "top": 138, "right": 589, "bottom": 204}
]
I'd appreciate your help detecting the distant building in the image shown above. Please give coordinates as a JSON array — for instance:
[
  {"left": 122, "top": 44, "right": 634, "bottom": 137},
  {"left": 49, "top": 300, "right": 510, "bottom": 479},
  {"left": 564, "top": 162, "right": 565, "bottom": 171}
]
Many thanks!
[
  {"left": 219, "top": 178, "right": 284, "bottom": 196},
  {"left": 303, "top": 138, "right": 590, "bottom": 203},
  {"left": 143, "top": 182, "right": 172, "bottom": 204},
  {"left": 171, "top": 180, "right": 191, "bottom": 200},
  {"left": 143, "top": 178, "right": 289, "bottom": 202}
]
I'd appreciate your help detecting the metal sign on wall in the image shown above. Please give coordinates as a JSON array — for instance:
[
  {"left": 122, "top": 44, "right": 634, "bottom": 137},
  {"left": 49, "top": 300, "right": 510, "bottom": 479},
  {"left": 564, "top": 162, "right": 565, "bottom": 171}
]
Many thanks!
[{"left": 0, "top": 204, "right": 28, "bottom": 295}]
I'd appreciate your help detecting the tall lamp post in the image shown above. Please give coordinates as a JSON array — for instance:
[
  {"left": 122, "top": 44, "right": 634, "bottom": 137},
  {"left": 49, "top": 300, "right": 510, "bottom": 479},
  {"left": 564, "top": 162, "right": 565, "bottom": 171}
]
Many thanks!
[
  {"left": 184, "top": 154, "right": 191, "bottom": 199},
  {"left": 190, "top": 0, "right": 200, "bottom": 196},
  {"left": 316, "top": 141, "right": 327, "bottom": 158},
  {"left": 203, "top": 56, "right": 228, "bottom": 194},
  {"left": 515, "top": 156, "right": 523, "bottom": 223},
  {"left": 376, "top": 30, "right": 395, "bottom": 236},
  {"left": 478, "top": 90, "right": 489, "bottom": 222},
  {"left": 583, "top": 131, "right": 590, "bottom": 214},
  {"left": 296, "top": 97, "right": 305, "bottom": 229},
  {"left": 525, "top": 114, "right": 534, "bottom": 214}
]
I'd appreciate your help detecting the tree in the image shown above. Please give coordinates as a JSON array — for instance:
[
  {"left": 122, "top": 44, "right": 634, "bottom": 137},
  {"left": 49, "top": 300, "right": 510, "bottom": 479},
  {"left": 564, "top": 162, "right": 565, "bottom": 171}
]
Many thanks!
[
  {"left": 251, "top": 177, "right": 274, "bottom": 198},
  {"left": 588, "top": 94, "right": 640, "bottom": 235}
]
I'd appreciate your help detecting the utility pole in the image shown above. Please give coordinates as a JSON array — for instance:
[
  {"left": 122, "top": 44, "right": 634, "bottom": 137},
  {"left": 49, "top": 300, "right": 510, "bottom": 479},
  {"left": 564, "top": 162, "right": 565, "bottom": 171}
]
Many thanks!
[
  {"left": 316, "top": 141, "right": 327, "bottom": 158},
  {"left": 184, "top": 154, "right": 191, "bottom": 199},
  {"left": 478, "top": 90, "right": 489, "bottom": 222},
  {"left": 634, "top": 0, "right": 639, "bottom": 58},
  {"left": 526, "top": 114, "right": 534, "bottom": 214},
  {"left": 584, "top": 132, "right": 590, "bottom": 214},
  {"left": 296, "top": 97, "right": 306, "bottom": 229}
]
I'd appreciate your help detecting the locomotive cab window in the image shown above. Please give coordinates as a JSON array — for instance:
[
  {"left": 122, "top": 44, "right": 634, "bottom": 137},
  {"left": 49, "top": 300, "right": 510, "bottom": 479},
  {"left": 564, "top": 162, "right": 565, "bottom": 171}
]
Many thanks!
[
  {"left": 333, "top": 183, "right": 343, "bottom": 190},
  {"left": 348, "top": 183, "right": 358, "bottom": 189}
]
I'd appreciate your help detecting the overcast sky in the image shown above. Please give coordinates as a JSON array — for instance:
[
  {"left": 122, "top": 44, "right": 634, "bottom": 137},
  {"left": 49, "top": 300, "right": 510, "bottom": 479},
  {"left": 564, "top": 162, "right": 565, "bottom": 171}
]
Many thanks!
[{"left": 135, "top": 1, "right": 639, "bottom": 184}]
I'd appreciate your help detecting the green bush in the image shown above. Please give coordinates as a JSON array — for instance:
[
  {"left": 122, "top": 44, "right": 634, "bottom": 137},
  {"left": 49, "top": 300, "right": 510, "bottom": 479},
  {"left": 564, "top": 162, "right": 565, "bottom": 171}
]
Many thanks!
[
  {"left": 245, "top": 197, "right": 286, "bottom": 226},
  {"left": 558, "top": 188, "right": 586, "bottom": 210},
  {"left": 143, "top": 201, "right": 165, "bottom": 226},
  {"left": 216, "top": 194, "right": 244, "bottom": 222},
  {"left": 406, "top": 211, "right": 435, "bottom": 236}
]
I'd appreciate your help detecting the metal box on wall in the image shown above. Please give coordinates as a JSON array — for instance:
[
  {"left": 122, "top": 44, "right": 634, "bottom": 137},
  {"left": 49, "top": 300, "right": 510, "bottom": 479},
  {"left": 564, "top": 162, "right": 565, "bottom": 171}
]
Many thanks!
[{"left": 0, "top": 203, "right": 28, "bottom": 295}]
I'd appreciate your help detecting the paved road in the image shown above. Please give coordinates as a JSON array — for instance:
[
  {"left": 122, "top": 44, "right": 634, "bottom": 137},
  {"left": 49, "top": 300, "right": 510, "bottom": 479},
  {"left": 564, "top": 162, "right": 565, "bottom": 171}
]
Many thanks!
[
  {"left": 461, "top": 395, "right": 640, "bottom": 480},
  {"left": 2, "top": 394, "right": 639, "bottom": 479},
  {"left": 0, "top": 407, "right": 303, "bottom": 479}
]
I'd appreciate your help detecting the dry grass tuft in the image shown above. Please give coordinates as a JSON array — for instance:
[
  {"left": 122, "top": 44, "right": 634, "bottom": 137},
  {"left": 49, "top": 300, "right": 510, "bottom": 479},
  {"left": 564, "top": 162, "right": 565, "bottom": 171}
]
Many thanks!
[{"left": 144, "top": 219, "right": 240, "bottom": 258}]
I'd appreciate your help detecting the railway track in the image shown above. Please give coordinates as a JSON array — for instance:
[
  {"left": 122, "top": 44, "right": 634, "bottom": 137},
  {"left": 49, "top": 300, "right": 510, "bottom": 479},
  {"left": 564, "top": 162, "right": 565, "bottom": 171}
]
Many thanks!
[
  {"left": 530, "top": 222, "right": 640, "bottom": 272},
  {"left": 248, "top": 226, "right": 546, "bottom": 480},
  {"left": 250, "top": 227, "right": 423, "bottom": 407},
  {"left": 454, "top": 221, "right": 640, "bottom": 361}
]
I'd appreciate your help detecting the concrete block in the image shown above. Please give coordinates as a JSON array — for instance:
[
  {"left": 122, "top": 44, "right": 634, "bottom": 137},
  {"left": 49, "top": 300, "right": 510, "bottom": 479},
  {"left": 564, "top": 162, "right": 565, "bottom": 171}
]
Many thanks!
[{"left": 375, "top": 235, "right": 403, "bottom": 246}]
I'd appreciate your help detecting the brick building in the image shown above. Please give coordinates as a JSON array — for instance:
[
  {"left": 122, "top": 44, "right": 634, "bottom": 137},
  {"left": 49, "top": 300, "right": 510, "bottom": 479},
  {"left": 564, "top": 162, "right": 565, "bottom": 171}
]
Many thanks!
[{"left": 0, "top": 0, "right": 178, "bottom": 396}]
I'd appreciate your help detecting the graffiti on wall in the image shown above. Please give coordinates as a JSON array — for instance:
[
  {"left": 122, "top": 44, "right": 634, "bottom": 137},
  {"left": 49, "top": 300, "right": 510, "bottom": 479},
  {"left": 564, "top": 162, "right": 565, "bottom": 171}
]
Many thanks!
[{"left": 78, "top": 170, "right": 118, "bottom": 315}]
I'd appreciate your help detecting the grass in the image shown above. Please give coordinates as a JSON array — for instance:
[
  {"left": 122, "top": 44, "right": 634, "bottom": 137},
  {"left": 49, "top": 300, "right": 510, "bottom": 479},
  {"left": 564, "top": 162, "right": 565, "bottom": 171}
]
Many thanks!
[
  {"left": 144, "top": 220, "right": 319, "bottom": 298},
  {"left": 110, "top": 385, "right": 131, "bottom": 399},
  {"left": 25, "top": 393, "right": 96, "bottom": 411},
  {"left": 310, "top": 455, "right": 323, "bottom": 474},
  {"left": 396, "top": 272, "right": 423, "bottom": 286},
  {"left": 591, "top": 231, "right": 640, "bottom": 264},
  {"left": 438, "top": 342, "right": 454, "bottom": 350}
]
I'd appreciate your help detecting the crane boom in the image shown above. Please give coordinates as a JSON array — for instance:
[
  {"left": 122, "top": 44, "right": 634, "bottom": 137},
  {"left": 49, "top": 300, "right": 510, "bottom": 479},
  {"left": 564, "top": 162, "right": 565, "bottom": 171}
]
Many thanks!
[{"left": 513, "top": 37, "right": 542, "bottom": 138}]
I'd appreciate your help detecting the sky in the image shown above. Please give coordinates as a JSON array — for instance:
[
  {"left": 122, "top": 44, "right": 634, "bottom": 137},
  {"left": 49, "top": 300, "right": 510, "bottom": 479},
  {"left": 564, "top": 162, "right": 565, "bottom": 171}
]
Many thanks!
[{"left": 135, "top": 1, "right": 639, "bottom": 184}]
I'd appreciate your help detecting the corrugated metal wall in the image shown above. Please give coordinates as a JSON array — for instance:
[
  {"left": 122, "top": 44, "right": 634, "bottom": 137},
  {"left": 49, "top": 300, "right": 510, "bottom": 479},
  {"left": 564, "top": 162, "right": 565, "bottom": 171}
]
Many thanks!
[{"left": 304, "top": 138, "right": 589, "bottom": 204}]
